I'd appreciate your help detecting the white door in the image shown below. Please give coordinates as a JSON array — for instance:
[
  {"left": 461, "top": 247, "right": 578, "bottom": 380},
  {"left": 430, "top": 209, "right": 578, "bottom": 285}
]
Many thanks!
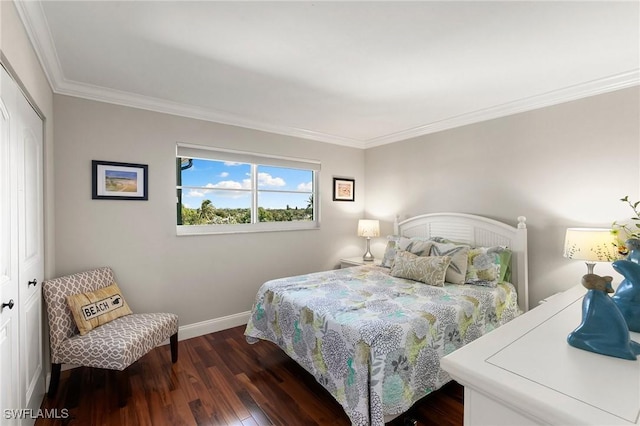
[
  {"left": 0, "top": 66, "right": 20, "bottom": 425},
  {"left": 16, "top": 84, "right": 44, "bottom": 414}
]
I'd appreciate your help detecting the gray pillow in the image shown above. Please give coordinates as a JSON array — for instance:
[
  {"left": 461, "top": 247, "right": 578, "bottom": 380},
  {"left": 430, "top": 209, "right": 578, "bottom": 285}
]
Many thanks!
[
  {"left": 381, "top": 236, "right": 433, "bottom": 268},
  {"left": 430, "top": 242, "right": 470, "bottom": 284}
]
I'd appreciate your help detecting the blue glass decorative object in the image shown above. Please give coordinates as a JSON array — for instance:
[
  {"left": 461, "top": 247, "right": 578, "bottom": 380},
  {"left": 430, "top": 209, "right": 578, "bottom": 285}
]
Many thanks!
[
  {"left": 567, "top": 274, "right": 640, "bottom": 360},
  {"left": 626, "top": 238, "right": 640, "bottom": 264},
  {"left": 612, "top": 259, "right": 640, "bottom": 332}
]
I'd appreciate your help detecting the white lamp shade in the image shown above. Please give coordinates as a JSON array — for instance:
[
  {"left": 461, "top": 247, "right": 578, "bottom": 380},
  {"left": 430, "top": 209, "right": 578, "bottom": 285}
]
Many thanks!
[
  {"left": 563, "top": 228, "right": 617, "bottom": 262},
  {"left": 358, "top": 219, "right": 380, "bottom": 238}
]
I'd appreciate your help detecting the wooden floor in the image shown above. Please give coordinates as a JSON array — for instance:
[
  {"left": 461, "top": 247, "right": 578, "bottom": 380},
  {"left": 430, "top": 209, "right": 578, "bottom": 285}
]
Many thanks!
[{"left": 36, "top": 325, "right": 463, "bottom": 426}]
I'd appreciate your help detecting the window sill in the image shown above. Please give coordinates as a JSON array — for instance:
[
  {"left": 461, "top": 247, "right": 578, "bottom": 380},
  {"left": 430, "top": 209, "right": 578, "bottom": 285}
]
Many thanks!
[{"left": 176, "top": 221, "right": 320, "bottom": 236}]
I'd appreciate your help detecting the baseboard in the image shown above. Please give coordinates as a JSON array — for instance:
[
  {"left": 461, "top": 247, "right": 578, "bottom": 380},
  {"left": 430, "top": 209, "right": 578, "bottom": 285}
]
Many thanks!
[
  {"left": 174, "top": 310, "right": 252, "bottom": 341},
  {"left": 45, "top": 310, "right": 252, "bottom": 388}
]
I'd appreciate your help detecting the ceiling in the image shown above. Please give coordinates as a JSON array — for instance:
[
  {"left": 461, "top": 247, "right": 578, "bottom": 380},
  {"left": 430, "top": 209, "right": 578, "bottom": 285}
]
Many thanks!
[{"left": 16, "top": 1, "right": 640, "bottom": 149}]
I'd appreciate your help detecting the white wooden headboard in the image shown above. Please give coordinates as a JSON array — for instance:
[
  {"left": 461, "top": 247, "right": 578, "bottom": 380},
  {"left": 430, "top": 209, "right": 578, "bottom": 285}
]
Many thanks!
[{"left": 395, "top": 213, "right": 529, "bottom": 311}]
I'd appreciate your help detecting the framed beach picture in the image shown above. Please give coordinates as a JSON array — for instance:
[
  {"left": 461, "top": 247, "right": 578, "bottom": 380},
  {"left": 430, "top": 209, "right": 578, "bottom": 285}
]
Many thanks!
[
  {"left": 92, "top": 160, "right": 148, "bottom": 200},
  {"left": 333, "top": 177, "right": 355, "bottom": 202}
]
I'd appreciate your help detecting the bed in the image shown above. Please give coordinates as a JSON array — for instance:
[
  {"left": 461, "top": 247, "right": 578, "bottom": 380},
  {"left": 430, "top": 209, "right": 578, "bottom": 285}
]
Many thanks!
[{"left": 244, "top": 213, "right": 528, "bottom": 425}]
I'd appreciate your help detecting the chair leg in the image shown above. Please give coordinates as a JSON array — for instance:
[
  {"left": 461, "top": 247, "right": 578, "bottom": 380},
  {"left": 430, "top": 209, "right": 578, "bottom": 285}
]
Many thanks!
[
  {"left": 170, "top": 332, "right": 178, "bottom": 363},
  {"left": 48, "top": 363, "right": 62, "bottom": 397},
  {"left": 115, "top": 369, "right": 130, "bottom": 408}
]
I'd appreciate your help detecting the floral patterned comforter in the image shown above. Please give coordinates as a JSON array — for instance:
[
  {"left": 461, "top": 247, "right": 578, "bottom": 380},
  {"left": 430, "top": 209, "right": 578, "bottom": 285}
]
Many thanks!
[{"left": 244, "top": 265, "right": 520, "bottom": 425}]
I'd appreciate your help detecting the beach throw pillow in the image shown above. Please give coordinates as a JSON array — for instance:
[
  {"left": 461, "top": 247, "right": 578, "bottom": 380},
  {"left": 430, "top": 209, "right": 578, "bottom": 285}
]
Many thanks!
[{"left": 67, "top": 282, "right": 133, "bottom": 335}]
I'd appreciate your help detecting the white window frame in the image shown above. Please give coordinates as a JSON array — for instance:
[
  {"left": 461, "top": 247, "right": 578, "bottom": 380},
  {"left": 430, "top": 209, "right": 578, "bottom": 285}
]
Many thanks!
[{"left": 176, "top": 143, "right": 320, "bottom": 235}]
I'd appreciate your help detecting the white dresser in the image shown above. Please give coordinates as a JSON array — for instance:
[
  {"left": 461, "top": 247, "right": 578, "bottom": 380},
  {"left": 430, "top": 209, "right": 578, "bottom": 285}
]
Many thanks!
[{"left": 441, "top": 284, "right": 640, "bottom": 425}]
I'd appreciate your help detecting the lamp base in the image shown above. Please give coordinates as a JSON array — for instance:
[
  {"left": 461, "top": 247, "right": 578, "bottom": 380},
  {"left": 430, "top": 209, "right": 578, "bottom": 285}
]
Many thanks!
[
  {"left": 362, "top": 252, "right": 374, "bottom": 262},
  {"left": 362, "top": 237, "right": 374, "bottom": 262}
]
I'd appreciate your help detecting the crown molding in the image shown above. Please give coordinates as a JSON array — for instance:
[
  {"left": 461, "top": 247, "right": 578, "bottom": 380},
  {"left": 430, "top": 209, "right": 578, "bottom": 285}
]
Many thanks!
[
  {"left": 50, "top": 68, "right": 639, "bottom": 151},
  {"left": 13, "top": 1, "right": 62, "bottom": 93},
  {"left": 16, "top": 1, "right": 639, "bottom": 151},
  {"left": 55, "top": 78, "right": 366, "bottom": 148},
  {"left": 364, "top": 70, "right": 640, "bottom": 148}
]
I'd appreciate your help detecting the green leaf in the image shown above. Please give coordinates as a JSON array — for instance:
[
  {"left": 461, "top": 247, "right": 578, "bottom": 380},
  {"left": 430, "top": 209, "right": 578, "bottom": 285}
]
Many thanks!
[
  {"left": 634, "top": 201, "right": 640, "bottom": 209},
  {"left": 621, "top": 196, "right": 629, "bottom": 202}
]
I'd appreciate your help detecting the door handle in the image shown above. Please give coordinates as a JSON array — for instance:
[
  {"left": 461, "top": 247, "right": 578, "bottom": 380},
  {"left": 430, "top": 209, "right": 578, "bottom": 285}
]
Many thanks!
[
  {"left": 1, "top": 299, "right": 14, "bottom": 310},
  {"left": 28, "top": 279, "right": 37, "bottom": 287}
]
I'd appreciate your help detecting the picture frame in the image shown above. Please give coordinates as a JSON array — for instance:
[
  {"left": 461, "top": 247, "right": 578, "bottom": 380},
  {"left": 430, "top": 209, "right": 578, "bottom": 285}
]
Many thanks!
[
  {"left": 92, "top": 160, "right": 148, "bottom": 200},
  {"left": 332, "top": 177, "right": 355, "bottom": 202}
]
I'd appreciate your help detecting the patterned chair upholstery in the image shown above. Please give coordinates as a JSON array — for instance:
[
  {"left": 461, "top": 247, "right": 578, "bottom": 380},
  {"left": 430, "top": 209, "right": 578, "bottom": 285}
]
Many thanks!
[{"left": 42, "top": 267, "right": 178, "bottom": 405}]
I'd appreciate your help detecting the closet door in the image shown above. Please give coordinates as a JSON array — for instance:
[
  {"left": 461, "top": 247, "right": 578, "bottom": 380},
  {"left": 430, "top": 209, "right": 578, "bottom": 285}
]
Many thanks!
[
  {"left": 0, "top": 66, "right": 20, "bottom": 421},
  {"left": 17, "top": 85, "right": 44, "bottom": 411}
]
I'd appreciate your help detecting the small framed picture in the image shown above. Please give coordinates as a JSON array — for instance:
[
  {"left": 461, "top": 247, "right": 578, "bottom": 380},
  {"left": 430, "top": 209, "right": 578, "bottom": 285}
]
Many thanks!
[
  {"left": 92, "top": 160, "right": 148, "bottom": 200},
  {"left": 333, "top": 177, "right": 355, "bottom": 202}
]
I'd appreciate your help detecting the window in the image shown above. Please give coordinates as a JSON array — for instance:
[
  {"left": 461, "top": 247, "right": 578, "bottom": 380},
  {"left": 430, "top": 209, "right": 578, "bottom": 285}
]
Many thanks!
[{"left": 176, "top": 143, "right": 320, "bottom": 234}]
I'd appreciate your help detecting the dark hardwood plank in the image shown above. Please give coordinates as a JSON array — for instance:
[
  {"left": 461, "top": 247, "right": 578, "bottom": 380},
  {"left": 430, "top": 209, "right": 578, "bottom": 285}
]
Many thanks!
[{"left": 36, "top": 325, "right": 463, "bottom": 426}]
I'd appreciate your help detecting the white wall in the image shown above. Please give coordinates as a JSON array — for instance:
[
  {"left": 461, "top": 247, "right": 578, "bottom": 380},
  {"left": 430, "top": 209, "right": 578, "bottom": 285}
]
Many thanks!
[
  {"left": 364, "top": 87, "right": 640, "bottom": 306},
  {"left": 53, "top": 95, "right": 366, "bottom": 328}
]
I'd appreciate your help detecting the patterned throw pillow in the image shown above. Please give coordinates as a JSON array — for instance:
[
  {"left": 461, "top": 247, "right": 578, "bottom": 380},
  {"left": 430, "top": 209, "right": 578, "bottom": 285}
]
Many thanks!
[
  {"left": 399, "top": 237, "right": 433, "bottom": 256},
  {"left": 465, "top": 246, "right": 512, "bottom": 287},
  {"left": 381, "top": 236, "right": 433, "bottom": 268},
  {"left": 389, "top": 251, "right": 452, "bottom": 287},
  {"left": 381, "top": 236, "right": 401, "bottom": 268},
  {"left": 66, "top": 282, "right": 133, "bottom": 335},
  {"left": 429, "top": 242, "right": 470, "bottom": 284}
]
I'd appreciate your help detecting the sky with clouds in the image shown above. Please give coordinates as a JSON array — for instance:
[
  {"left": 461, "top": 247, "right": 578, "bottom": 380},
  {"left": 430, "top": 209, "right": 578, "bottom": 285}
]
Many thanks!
[{"left": 179, "top": 159, "right": 313, "bottom": 209}]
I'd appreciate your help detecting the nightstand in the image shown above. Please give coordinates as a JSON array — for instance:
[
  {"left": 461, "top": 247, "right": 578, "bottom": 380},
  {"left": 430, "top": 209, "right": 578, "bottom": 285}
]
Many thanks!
[{"left": 340, "top": 256, "right": 383, "bottom": 268}]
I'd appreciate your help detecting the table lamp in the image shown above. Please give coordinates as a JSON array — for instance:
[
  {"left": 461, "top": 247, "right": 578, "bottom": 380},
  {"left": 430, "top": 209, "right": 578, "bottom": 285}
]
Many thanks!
[
  {"left": 358, "top": 219, "right": 380, "bottom": 262},
  {"left": 563, "top": 228, "right": 618, "bottom": 273}
]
